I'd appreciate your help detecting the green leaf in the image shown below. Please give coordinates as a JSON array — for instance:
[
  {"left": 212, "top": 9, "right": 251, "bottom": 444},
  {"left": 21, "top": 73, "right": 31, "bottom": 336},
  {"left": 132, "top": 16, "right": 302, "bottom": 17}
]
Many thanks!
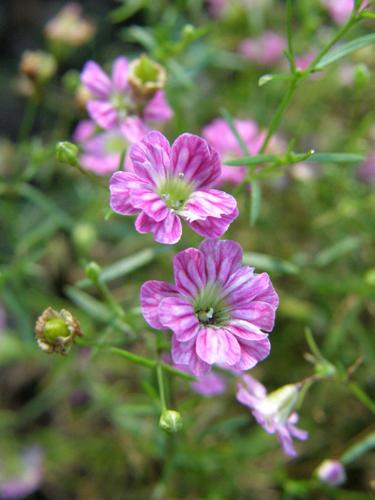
[
  {"left": 316, "top": 33, "right": 375, "bottom": 69},
  {"left": 341, "top": 431, "right": 375, "bottom": 464},
  {"left": 250, "top": 180, "right": 262, "bottom": 226},
  {"left": 243, "top": 252, "right": 299, "bottom": 275},
  {"left": 109, "top": 0, "right": 146, "bottom": 23},
  {"left": 307, "top": 152, "right": 365, "bottom": 163},
  {"left": 225, "top": 154, "right": 275, "bottom": 167},
  {"left": 314, "top": 236, "right": 363, "bottom": 267},
  {"left": 78, "top": 248, "right": 158, "bottom": 288},
  {"left": 258, "top": 73, "right": 292, "bottom": 87}
]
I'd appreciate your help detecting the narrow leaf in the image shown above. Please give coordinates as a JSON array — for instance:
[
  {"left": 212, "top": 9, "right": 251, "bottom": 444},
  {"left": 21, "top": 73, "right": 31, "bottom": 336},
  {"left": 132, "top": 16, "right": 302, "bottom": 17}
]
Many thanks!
[
  {"left": 250, "top": 180, "right": 262, "bottom": 226},
  {"left": 317, "top": 33, "right": 375, "bottom": 69},
  {"left": 341, "top": 431, "right": 375, "bottom": 464},
  {"left": 225, "top": 154, "right": 275, "bottom": 166},
  {"left": 243, "top": 252, "right": 299, "bottom": 275},
  {"left": 308, "top": 152, "right": 365, "bottom": 163}
]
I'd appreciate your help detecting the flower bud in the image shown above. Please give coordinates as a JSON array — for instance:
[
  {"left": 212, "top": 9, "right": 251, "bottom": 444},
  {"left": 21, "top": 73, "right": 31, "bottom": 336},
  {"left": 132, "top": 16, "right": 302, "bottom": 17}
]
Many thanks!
[
  {"left": 56, "top": 141, "right": 79, "bottom": 166},
  {"left": 45, "top": 3, "right": 96, "bottom": 47},
  {"left": 19, "top": 50, "right": 56, "bottom": 84},
  {"left": 159, "top": 410, "right": 183, "bottom": 433},
  {"left": 35, "top": 307, "right": 82, "bottom": 354},
  {"left": 85, "top": 261, "right": 101, "bottom": 282},
  {"left": 316, "top": 459, "right": 346, "bottom": 486},
  {"left": 72, "top": 223, "right": 97, "bottom": 254},
  {"left": 128, "top": 55, "right": 167, "bottom": 97}
]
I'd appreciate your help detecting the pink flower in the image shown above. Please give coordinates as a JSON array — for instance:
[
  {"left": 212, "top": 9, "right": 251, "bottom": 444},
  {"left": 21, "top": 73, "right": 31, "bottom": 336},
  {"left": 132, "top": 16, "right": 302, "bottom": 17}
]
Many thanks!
[
  {"left": 202, "top": 118, "right": 264, "bottom": 185},
  {"left": 0, "top": 446, "right": 43, "bottom": 499},
  {"left": 81, "top": 56, "right": 173, "bottom": 130},
  {"left": 236, "top": 375, "right": 308, "bottom": 457},
  {"left": 357, "top": 153, "right": 375, "bottom": 185},
  {"left": 316, "top": 459, "right": 346, "bottom": 486},
  {"left": 239, "top": 32, "right": 286, "bottom": 66},
  {"left": 110, "top": 131, "right": 239, "bottom": 244},
  {"left": 73, "top": 117, "right": 147, "bottom": 175},
  {"left": 141, "top": 239, "right": 279, "bottom": 375},
  {"left": 321, "top": 0, "right": 368, "bottom": 24}
]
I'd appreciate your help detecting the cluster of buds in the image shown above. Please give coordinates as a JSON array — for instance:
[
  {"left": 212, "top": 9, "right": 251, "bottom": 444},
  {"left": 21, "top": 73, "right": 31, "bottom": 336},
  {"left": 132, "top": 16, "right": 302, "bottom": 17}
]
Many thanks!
[
  {"left": 45, "top": 3, "right": 96, "bottom": 47},
  {"left": 35, "top": 307, "right": 82, "bottom": 355}
]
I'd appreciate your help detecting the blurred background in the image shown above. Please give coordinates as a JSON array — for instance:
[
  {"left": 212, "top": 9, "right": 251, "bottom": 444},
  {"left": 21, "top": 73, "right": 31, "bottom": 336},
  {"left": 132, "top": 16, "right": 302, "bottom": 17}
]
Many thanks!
[{"left": 0, "top": 0, "right": 375, "bottom": 498}]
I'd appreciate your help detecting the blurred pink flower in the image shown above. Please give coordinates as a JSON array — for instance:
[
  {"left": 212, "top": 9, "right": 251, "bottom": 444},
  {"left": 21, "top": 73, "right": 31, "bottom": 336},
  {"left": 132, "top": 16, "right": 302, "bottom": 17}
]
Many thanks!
[
  {"left": 81, "top": 56, "right": 173, "bottom": 130},
  {"left": 237, "top": 375, "right": 308, "bottom": 457},
  {"left": 316, "top": 459, "right": 346, "bottom": 486},
  {"left": 239, "top": 32, "right": 286, "bottom": 66},
  {"left": 141, "top": 239, "right": 278, "bottom": 375},
  {"left": 110, "top": 131, "right": 238, "bottom": 244},
  {"left": 321, "top": 0, "right": 369, "bottom": 24},
  {"left": 73, "top": 117, "right": 147, "bottom": 175},
  {"left": 0, "top": 446, "right": 43, "bottom": 499},
  {"left": 202, "top": 118, "right": 264, "bottom": 185},
  {"left": 357, "top": 153, "right": 375, "bottom": 185}
]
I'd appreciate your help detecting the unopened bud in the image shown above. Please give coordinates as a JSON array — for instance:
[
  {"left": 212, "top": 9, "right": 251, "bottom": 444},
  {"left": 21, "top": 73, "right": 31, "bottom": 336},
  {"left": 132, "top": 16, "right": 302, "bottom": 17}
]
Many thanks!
[
  {"left": 45, "top": 3, "right": 96, "bottom": 47},
  {"left": 56, "top": 141, "right": 79, "bottom": 165},
  {"left": 128, "top": 55, "right": 167, "bottom": 97},
  {"left": 72, "top": 223, "right": 97, "bottom": 253},
  {"left": 20, "top": 50, "right": 56, "bottom": 84},
  {"left": 159, "top": 410, "right": 183, "bottom": 433},
  {"left": 316, "top": 459, "right": 346, "bottom": 486},
  {"left": 35, "top": 307, "right": 82, "bottom": 354},
  {"left": 259, "top": 384, "right": 299, "bottom": 423},
  {"left": 85, "top": 261, "right": 101, "bottom": 282}
]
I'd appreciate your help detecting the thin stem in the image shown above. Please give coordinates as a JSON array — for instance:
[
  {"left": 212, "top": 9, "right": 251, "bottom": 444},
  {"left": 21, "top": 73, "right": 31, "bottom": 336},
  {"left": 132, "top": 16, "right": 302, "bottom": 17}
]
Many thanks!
[
  {"left": 286, "top": 0, "right": 296, "bottom": 72},
  {"left": 18, "top": 95, "right": 39, "bottom": 142},
  {"left": 347, "top": 382, "right": 375, "bottom": 416},
  {"left": 157, "top": 363, "right": 167, "bottom": 412},
  {"left": 304, "top": 327, "right": 324, "bottom": 360}
]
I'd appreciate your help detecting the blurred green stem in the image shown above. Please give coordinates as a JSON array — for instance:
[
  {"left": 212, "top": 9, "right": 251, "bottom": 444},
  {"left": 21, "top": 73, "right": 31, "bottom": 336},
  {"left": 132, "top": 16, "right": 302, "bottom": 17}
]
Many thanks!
[
  {"left": 18, "top": 95, "right": 39, "bottom": 142},
  {"left": 157, "top": 363, "right": 167, "bottom": 412},
  {"left": 347, "top": 382, "right": 375, "bottom": 416}
]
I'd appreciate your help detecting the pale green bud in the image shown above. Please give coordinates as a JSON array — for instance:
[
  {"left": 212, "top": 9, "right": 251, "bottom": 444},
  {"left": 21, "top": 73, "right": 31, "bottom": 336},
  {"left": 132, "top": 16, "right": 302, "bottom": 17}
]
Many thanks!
[
  {"left": 159, "top": 410, "right": 183, "bottom": 433},
  {"left": 56, "top": 141, "right": 79, "bottom": 166}
]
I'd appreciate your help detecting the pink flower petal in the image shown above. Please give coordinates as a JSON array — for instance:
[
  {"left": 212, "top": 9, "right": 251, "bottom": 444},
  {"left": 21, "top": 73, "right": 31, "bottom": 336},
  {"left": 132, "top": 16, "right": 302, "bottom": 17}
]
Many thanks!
[
  {"left": 181, "top": 189, "right": 237, "bottom": 222},
  {"left": 227, "top": 319, "right": 268, "bottom": 343},
  {"left": 173, "top": 247, "right": 206, "bottom": 298},
  {"left": 199, "top": 239, "right": 243, "bottom": 285},
  {"left": 187, "top": 206, "right": 239, "bottom": 239},
  {"left": 81, "top": 153, "right": 119, "bottom": 175},
  {"left": 112, "top": 56, "right": 129, "bottom": 92},
  {"left": 170, "top": 134, "right": 221, "bottom": 188},
  {"left": 135, "top": 211, "right": 182, "bottom": 244},
  {"left": 144, "top": 90, "right": 173, "bottom": 123},
  {"left": 233, "top": 300, "right": 276, "bottom": 332},
  {"left": 129, "top": 130, "right": 171, "bottom": 184},
  {"left": 196, "top": 328, "right": 241, "bottom": 366},
  {"left": 140, "top": 280, "right": 178, "bottom": 329},
  {"left": 81, "top": 61, "right": 112, "bottom": 98},
  {"left": 109, "top": 171, "right": 140, "bottom": 215},
  {"left": 159, "top": 296, "right": 200, "bottom": 341},
  {"left": 87, "top": 101, "right": 117, "bottom": 130},
  {"left": 232, "top": 337, "right": 271, "bottom": 371},
  {"left": 73, "top": 120, "right": 96, "bottom": 143},
  {"left": 172, "top": 336, "right": 210, "bottom": 375},
  {"left": 120, "top": 116, "right": 148, "bottom": 144}
]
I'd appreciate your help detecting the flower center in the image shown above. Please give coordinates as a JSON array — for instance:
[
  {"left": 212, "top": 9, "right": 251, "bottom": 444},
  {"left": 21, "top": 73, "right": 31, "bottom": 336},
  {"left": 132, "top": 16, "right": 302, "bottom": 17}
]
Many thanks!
[
  {"left": 194, "top": 282, "right": 230, "bottom": 326},
  {"left": 157, "top": 174, "right": 193, "bottom": 211}
]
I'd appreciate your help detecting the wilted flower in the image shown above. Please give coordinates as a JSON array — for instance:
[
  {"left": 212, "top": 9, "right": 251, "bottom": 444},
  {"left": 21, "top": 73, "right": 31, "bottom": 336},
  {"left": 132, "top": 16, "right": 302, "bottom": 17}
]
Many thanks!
[
  {"left": 202, "top": 118, "right": 264, "bottom": 185},
  {"left": 316, "top": 459, "right": 346, "bottom": 486},
  {"left": 239, "top": 32, "right": 286, "bottom": 66},
  {"left": 0, "top": 446, "right": 43, "bottom": 500},
  {"left": 141, "top": 239, "right": 278, "bottom": 375},
  {"left": 73, "top": 118, "right": 146, "bottom": 174},
  {"left": 19, "top": 50, "right": 56, "bottom": 84},
  {"left": 321, "top": 0, "right": 369, "bottom": 24},
  {"left": 128, "top": 55, "right": 167, "bottom": 96},
  {"left": 81, "top": 56, "right": 173, "bottom": 131},
  {"left": 45, "top": 2, "right": 96, "bottom": 46},
  {"left": 110, "top": 131, "right": 239, "bottom": 244},
  {"left": 357, "top": 153, "right": 375, "bottom": 185},
  {"left": 236, "top": 375, "right": 308, "bottom": 457},
  {"left": 35, "top": 307, "right": 82, "bottom": 354}
]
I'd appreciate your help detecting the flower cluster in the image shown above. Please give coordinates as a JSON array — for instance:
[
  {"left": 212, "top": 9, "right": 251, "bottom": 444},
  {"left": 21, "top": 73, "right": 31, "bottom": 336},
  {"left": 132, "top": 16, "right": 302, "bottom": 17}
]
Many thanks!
[
  {"left": 75, "top": 55, "right": 173, "bottom": 174},
  {"left": 321, "top": 0, "right": 369, "bottom": 24},
  {"left": 239, "top": 32, "right": 286, "bottom": 67}
]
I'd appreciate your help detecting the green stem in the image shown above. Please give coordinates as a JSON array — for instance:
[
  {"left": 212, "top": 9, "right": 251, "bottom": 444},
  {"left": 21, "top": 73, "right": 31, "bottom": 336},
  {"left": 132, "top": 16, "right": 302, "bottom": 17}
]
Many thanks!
[
  {"left": 286, "top": 0, "right": 296, "bottom": 72},
  {"left": 18, "top": 95, "right": 39, "bottom": 142},
  {"left": 304, "top": 327, "right": 324, "bottom": 360},
  {"left": 157, "top": 363, "right": 167, "bottom": 412},
  {"left": 95, "top": 279, "right": 126, "bottom": 320},
  {"left": 347, "top": 382, "right": 375, "bottom": 416}
]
